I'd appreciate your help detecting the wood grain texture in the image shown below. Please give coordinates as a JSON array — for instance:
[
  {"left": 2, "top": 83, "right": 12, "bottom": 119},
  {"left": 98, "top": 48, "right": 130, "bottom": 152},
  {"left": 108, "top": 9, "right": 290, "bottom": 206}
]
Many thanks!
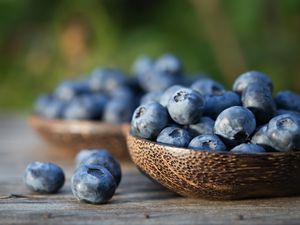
[
  {"left": 127, "top": 133, "right": 300, "bottom": 200},
  {"left": 1, "top": 115, "right": 300, "bottom": 225}
]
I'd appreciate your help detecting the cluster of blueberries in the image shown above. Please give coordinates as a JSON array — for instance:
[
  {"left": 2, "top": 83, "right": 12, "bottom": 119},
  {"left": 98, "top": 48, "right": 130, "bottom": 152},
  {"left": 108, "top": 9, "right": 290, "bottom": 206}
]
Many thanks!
[
  {"left": 23, "top": 149, "right": 121, "bottom": 204},
  {"left": 131, "top": 71, "right": 300, "bottom": 153},
  {"left": 34, "top": 53, "right": 192, "bottom": 124}
]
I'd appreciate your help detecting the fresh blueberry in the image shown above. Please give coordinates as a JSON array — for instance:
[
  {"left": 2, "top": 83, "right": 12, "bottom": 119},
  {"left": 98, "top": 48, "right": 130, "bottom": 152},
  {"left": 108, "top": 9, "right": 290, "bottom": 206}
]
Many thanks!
[
  {"left": 156, "top": 127, "right": 191, "bottom": 147},
  {"left": 24, "top": 162, "right": 65, "bottom": 193},
  {"left": 75, "top": 149, "right": 111, "bottom": 167},
  {"left": 191, "top": 78, "right": 225, "bottom": 96},
  {"left": 241, "top": 85, "right": 276, "bottom": 124},
  {"left": 34, "top": 93, "right": 52, "bottom": 115},
  {"left": 188, "top": 117, "right": 215, "bottom": 137},
  {"left": 103, "top": 98, "right": 135, "bottom": 123},
  {"left": 132, "top": 56, "right": 154, "bottom": 78},
  {"left": 275, "top": 90, "right": 300, "bottom": 112},
  {"left": 230, "top": 143, "right": 266, "bottom": 154},
  {"left": 54, "top": 79, "right": 90, "bottom": 101},
  {"left": 266, "top": 114, "right": 300, "bottom": 152},
  {"left": 71, "top": 165, "right": 116, "bottom": 204},
  {"left": 275, "top": 109, "right": 300, "bottom": 118},
  {"left": 110, "top": 86, "right": 134, "bottom": 102},
  {"left": 131, "top": 102, "right": 169, "bottom": 139},
  {"left": 159, "top": 85, "right": 185, "bottom": 107},
  {"left": 214, "top": 106, "right": 256, "bottom": 146},
  {"left": 204, "top": 91, "right": 241, "bottom": 119},
  {"left": 34, "top": 94, "right": 65, "bottom": 119},
  {"left": 250, "top": 125, "right": 275, "bottom": 151},
  {"left": 63, "top": 94, "right": 108, "bottom": 120},
  {"left": 233, "top": 71, "right": 273, "bottom": 94},
  {"left": 188, "top": 134, "right": 227, "bottom": 152},
  {"left": 89, "top": 68, "right": 126, "bottom": 93},
  {"left": 154, "top": 54, "right": 183, "bottom": 76},
  {"left": 140, "top": 91, "right": 163, "bottom": 105},
  {"left": 167, "top": 88, "right": 205, "bottom": 125},
  {"left": 80, "top": 151, "right": 122, "bottom": 186}
]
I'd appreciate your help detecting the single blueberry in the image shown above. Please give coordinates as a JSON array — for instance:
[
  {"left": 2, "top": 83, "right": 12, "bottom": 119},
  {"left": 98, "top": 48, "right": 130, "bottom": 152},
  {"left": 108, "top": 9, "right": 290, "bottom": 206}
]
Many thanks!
[
  {"left": 103, "top": 99, "right": 135, "bottom": 123},
  {"left": 80, "top": 151, "right": 122, "bottom": 186},
  {"left": 71, "top": 165, "right": 116, "bottom": 204},
  {"left": 241, "top": 85, "right": 276, "bottom": 124},
  {"left": 233, "top": 71, "right": 273, "bottom": 94},
  {"left": 266, "top": 114, "right": 300, "bottom": 152},
  {"left": 156, "top": 127, "right": 191, "bottom": 148},
  {"left": 188, "top": 117, "right": 215, "bottom": 137},
  {"left": 89, "top": 68, "right": 126, "bottom": 93},
  {"left": 132, "top": 56, "right": 154, "bottom": 78},
  {"left": 250, "top": 125, "right": 275, "bottom": 151},
  {"left": 63, "top": 94, "right": 108, "bottom": 120},
  {"left": 275, "top": 90, "right": 300, "bottom": 112},
  {"left": 167, "top": 88, "right": 205, "bottom": 125},
  {"left": 131, "top": 103, "right": 169, "bottom": 140},
  {"left": 204, "top": 91, "right": 242, "bottom": 119},
  {"left": 275, "top": 109, "right": 300, "bottom": 118},
  {"left": 188, "top": 134, "right": 227, "bottom": 152},
  {"left": 75, "top": 149, "right": 112, "bottom": 167},
  {"left": 230, "top": 143, "right": 266, "bottom": 154},
  {"left": 110, "top": 86, "right": 135, "bottom": 102},
  {"left": 54, "top": 79, "right": 90, "bottom": 101},
  {"left": 34, "top": 94, "right": 65, "bottom": 119},
  {"left": 159, "top": 85, "right": 185, "bottom": 107},
  {"left": 154, "top": 53, "right": 183, "bottom": 76},
  {"left": 140, "top": 91, "right": 163, "bottom": 105},
  {"left": 23, "top": 162, "right": 65, "bottom": 193},
  {"left": 191, "top": 78, "right": 225, "bottom": 96},
  {"left": 214, "top": 106, "right": 256, "bottom": 146}
]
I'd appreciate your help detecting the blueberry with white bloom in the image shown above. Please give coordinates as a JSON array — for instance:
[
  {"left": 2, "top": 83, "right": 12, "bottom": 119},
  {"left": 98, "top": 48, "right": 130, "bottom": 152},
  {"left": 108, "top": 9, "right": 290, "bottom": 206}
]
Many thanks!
[
  {"left": 71, "top": 165, "right": 116, "bottom": 204},
  {"left": 191, "top": 78, "right": 225, "bottom": 96},
  {"left": 24, "top": 162, "right": 65, "bottom": 193},
  {"left": 275, "top": 90, "right": 300, "bottom": 112},
  {"left": 188, "top": 117, "right": 215, "bottom": 137},
  {"left": 188, "top": 134, "right": 227, "bottom": 152},
  {"left": 230, "top": 143, "right": 266, "bottom": 154},
  {"left": 159, "top": 85, "right": 185, "bottom": 107},
  {"left": 156, "top": 127, "right": 191, "bottom": 148}
]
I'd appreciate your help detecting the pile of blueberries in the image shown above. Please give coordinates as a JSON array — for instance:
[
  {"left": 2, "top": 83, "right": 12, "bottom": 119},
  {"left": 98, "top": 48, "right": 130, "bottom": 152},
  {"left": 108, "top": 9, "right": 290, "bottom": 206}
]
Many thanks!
[
  {"left": 23, "top": 149, "right": 121, "bottom": 204},
  {"left": 131, "top": 71, "right": 300, "bottom": 153},
  {"left": 34, "top": 53, "right": 191, "bottom": 124}
]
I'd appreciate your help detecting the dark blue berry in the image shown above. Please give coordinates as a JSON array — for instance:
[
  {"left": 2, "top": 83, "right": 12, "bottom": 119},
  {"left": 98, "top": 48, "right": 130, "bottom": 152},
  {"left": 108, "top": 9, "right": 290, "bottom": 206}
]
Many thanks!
[
  {"left": 154, "top": 54, "right": 183, "bottom": 76},
  {"left": 140, "top": 91, "right": 163, "bottom": 105},
  {"left": 191, "top": 78, "right": 225, "bottom": 96},
  {"left": 275, "top": 90, "right": 300, "bottom": 112},
  {"left": 159, "top": 85, "right": 184, "bottom": 107},
  {"left": 103, "top": 98, "right": 135, "bottom": 123},
  {"left": 188, "top": 117, "right": 215, "bottom": 137},
  {"left": 230, "top": 143, "right": 266, "bottom": 154},
  {"left": 188, "top": 134, "right": 227, "bottom": 152},
  {"left": 156, "top": 127, "right": 191, "bottom": 147},
  {"left": 54, "top": 79, "right": 90, "bottom": 101}
]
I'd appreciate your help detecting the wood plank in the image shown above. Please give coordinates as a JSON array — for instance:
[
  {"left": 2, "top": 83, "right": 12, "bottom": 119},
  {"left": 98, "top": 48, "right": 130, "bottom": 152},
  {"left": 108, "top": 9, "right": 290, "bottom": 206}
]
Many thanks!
[{"left": 0, "top": 116, "right": 300, "bottom": 225}]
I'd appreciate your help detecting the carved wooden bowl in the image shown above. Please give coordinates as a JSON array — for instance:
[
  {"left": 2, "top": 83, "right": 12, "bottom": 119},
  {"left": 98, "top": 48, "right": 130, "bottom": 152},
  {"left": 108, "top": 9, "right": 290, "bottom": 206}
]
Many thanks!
[
  {"left": 127, "top": 133, "right": 300, "bottom": 200},
  {"left": 30, "top": 115, "right": 130, "bottom": 160}
]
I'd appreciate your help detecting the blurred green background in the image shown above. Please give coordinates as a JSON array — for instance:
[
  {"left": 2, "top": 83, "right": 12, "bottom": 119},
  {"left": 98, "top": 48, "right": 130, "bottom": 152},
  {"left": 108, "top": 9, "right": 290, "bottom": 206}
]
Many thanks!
[{"left": 1, "top": 0, "right": 300, "bottom": 111}]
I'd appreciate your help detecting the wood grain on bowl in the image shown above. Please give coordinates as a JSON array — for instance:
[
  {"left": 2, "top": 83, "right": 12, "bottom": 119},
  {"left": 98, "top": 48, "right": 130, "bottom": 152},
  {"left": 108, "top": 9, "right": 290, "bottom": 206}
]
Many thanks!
[
  {"left": 127, "top": 133, "right": 300, "bottom": 200},
  {"left": 30, "top": 115, "right": 130, "bottom": 160}
]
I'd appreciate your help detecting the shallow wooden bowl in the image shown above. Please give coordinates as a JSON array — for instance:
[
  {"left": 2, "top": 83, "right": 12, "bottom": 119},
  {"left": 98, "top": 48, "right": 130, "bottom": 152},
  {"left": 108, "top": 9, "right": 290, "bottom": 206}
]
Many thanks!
[
  {"left": 30, "top": 115, "right": 130, "bottom": 160},
  {"left": 127, "top": 133, "right": 300, "bottom": 200}
]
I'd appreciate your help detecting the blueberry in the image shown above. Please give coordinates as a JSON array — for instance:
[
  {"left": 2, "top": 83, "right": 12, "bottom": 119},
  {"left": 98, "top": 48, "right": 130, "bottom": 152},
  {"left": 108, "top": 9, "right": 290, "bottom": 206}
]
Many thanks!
[
  {"left": 156, "top": 127, "right": 191, "bottom": 147},
  {"left": 154, "top": 54, "right": 183, "bottom": 76},
  {"left": 89, "top": 68, "right": 126, "bottom": 93},
  {"left": 103, "top": 99, "right": 135, "bottom": 123},
  {"left": 110, "top": 86, "right": 135, "bottom": 102},
  {"left": 63, "top": 94, "right": 108, "bottom": 120},
  {"left": 233, "top": 71, "right": 273, "bottom": 94},
  {"left": 131, "top": 103, "right": 169, "bottom": 139},
  {"left": 140, "top": 91, "right": 163, "bottom": 105},
  {"left": 34, "top": 94, "right": 65, "bottom": 119},
  {"left": 71, "top": 165, "right": 116, "bottom": 204},
  {"left": 214, "top": 106, "right": 256, "bottom": 145},
  {"left": 230, "top": 143, "right": 266, "bottom": 154},
  {"left": 75, "top": 149, "right": 111, "bottom": 167},
  {"left": 191, "top": 78, "right": 225, "bottom": 96},
  {"left": 188, "top": 134, "right": 227, "bottom": 152},
  {"left": 251, "top": 125, "right": 275, "bottom": 151},
  {"left": 159, "top": 85, "right": 184, "bottom": 107},
  {"left": 54, "top": 79, "right": 90, "bottom": 101},
  {"left": 241, "top": 85, "right": 276, "bottom": 124},
  {"left": 275, "top": 90, "right": 300, "bottom": 112},
  {"left": 275, "top": 109, "right": 300, "bottom": 118},
  {"left": 24, "top": 162, "right": 65, "bottom": 193},
  {"left": 188, "top": 117, "right": 215, "bottom": 137},
  {"left": 204, "top": 91, "right": 241, "bottom": 119},
  {"left": 167, "top": 88, "right": 205, "bottom": 125},
  {"left": 132, "top": 56, "right": 154, "bottom": 78},
  {"left": 266, "top": 114, "right": 300, "bottom": 152},
  {"left": 80, "top": 150, "right": 122, "bottom": 186}
]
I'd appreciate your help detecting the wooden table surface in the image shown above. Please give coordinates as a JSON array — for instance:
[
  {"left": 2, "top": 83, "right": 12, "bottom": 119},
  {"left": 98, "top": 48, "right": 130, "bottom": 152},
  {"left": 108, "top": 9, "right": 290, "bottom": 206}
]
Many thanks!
[{"left": 1, "top": 115, "right": 300, "bottom": 225}]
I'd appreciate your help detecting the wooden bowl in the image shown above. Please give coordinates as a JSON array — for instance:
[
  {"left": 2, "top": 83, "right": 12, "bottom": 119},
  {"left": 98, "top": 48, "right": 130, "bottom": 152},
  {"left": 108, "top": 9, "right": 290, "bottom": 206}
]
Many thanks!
[
  {"left": 29, "top": 115, "right": 130, "bottom": 160},
  {"left": 127, "top": 133, "right": 300, "bottom": 200}
]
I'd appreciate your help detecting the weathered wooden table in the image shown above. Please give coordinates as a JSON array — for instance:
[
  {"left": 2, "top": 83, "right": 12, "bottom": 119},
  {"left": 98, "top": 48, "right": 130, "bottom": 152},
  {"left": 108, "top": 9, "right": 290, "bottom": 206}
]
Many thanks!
[{"left": 1, "top": 115, "right": 300, "bottom": 225}]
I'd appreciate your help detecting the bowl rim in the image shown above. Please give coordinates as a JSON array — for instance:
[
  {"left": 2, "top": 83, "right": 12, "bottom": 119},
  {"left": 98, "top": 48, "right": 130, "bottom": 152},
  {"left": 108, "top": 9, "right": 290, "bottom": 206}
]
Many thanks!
[{"left": 128, "top": 132, "right": 300, "bottom": 157}]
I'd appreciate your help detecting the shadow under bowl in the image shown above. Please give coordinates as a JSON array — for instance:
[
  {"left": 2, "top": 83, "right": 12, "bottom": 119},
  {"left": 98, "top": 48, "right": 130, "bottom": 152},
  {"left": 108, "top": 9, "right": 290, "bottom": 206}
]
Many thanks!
[
  {"left": 127, "top": 132, "right": 300, "bottom": 200},
  {"left": 29, "top": 115, "right": 130, "bottom": 160}
]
